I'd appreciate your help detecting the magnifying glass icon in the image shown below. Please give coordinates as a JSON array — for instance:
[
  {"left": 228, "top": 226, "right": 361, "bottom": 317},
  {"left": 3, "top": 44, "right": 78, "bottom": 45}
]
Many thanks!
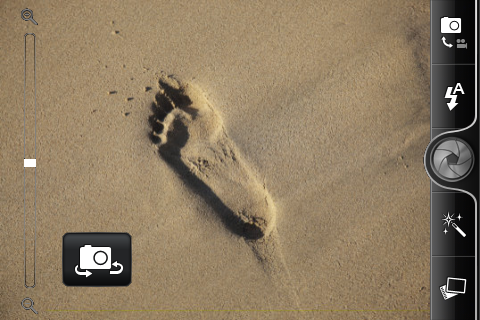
[
  {"left": 21, "top": 297, "right": 38, "bottom": 314},
  {"left": 21, "top": 8, "right": 38, "bottom": 25}
]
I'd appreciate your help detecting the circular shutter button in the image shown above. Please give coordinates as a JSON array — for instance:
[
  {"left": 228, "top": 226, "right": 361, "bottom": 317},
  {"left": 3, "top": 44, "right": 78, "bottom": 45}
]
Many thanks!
[{"left": 431, "top": 138, "right": 474, "bottom": 182}]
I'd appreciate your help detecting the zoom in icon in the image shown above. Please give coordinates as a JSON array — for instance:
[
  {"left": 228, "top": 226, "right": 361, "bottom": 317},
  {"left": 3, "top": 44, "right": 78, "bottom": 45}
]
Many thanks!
[{"left": 431, "top": 138, "right": 474, "bottom": 182}]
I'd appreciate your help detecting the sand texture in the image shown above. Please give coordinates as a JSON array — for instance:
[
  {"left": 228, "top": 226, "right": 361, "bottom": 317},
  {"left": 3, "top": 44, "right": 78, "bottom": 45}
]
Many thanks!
[{"left": 1, "top": 0, "right": 430, "bottom": 319}]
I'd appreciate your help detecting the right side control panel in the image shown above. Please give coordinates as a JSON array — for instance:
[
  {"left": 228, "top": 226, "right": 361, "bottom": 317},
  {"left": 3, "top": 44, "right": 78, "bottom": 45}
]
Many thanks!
[{"left": 424, "top": 1, "right": 478, "bottom": 319}]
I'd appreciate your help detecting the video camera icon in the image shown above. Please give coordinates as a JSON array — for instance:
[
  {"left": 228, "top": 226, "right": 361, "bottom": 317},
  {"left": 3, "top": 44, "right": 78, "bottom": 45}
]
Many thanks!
[{"left": 63, "top": 233, "right": 131, "bottom": 286}]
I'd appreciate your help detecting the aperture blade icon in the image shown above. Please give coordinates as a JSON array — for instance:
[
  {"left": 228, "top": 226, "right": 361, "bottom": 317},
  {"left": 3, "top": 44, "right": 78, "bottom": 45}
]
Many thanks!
[{"left": 431, "top": 138, "right": 474, "bottom": 182}]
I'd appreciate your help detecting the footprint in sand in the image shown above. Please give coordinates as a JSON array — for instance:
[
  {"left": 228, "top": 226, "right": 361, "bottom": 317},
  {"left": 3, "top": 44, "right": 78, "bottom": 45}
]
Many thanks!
[
  {"left": 149, "top": 75, "right": 276, "bottom": 240},
  {"left": 148, "top": 75, "right": 300, "bottom": 310}
]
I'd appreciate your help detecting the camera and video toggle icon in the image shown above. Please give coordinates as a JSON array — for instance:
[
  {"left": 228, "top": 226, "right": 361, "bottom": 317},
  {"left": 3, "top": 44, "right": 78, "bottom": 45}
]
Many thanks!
[
  {"left": 76, "top": 245, "right": 123, "bottom": 277},
  {"left": 440, "top": 17, "right": 467, "bottom": 49}
]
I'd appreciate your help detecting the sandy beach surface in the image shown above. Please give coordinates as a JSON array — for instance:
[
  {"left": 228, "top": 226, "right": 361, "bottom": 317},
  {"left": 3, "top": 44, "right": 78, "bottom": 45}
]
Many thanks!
[{"left": 1, "top": 1, "right": 430, "bottom": 319}]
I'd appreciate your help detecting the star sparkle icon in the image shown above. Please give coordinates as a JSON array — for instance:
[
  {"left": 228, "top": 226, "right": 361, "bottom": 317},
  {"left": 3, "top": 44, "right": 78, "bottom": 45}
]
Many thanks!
[
  {"left": 441, "top": 212, "right": 467, "bottom": 237},
  {"left": 442, "top": 212, "right": 455, "bottom": 227}
]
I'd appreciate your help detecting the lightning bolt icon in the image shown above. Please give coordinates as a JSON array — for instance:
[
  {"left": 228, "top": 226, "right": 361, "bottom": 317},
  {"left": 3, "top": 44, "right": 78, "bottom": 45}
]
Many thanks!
[{"left": 445, "top": 86, "right": 458, "bottom": 111}]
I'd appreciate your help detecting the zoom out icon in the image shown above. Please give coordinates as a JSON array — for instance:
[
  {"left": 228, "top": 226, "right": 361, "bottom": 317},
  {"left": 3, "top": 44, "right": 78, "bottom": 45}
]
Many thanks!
[{"left": 431, "top": 138, "right": 474, "bottom": 182}]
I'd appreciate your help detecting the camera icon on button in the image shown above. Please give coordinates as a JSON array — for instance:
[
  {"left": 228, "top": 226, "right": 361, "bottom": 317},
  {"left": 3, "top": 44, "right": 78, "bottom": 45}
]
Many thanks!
[
  {"left": 80, "top": 245, "right": 112, "bottom": 270},
  {"left": 75, "top": 245, "right": 123, "bottom": 277},
  {"left": 441, "top": 17, "right": 462, "bottom": 34},
  {"left": 63, "top": 233, "right": 131, "bottom": 286}
]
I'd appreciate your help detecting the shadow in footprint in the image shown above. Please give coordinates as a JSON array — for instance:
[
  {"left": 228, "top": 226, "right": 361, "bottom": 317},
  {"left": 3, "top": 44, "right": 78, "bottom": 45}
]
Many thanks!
[{"left": 148, "top": 88, "right": 264, "bottom": 240}]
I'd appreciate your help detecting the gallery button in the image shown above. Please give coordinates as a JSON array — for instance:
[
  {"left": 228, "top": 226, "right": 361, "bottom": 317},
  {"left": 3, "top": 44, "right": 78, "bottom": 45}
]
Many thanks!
[
  {"left": 431, "top": 1, "right": 476, "bottom": 64},
  {"left": 431, "top": 257, "right": 475, "bottom": 319},
  {"left": 63, "top": 233, "right": 132, "bottom": 286},
  {"left": 431, "top": 65, "right": 475, "bottom": 129},
  {"left": 431, "top": 192, "right": 475, "bottom": 256}
]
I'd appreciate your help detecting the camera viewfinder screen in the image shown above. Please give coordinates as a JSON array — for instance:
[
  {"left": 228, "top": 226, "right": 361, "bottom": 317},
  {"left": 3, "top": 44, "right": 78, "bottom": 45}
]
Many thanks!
[{"left": 1, "top": 1, "right": 479, "bottom": 319}]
